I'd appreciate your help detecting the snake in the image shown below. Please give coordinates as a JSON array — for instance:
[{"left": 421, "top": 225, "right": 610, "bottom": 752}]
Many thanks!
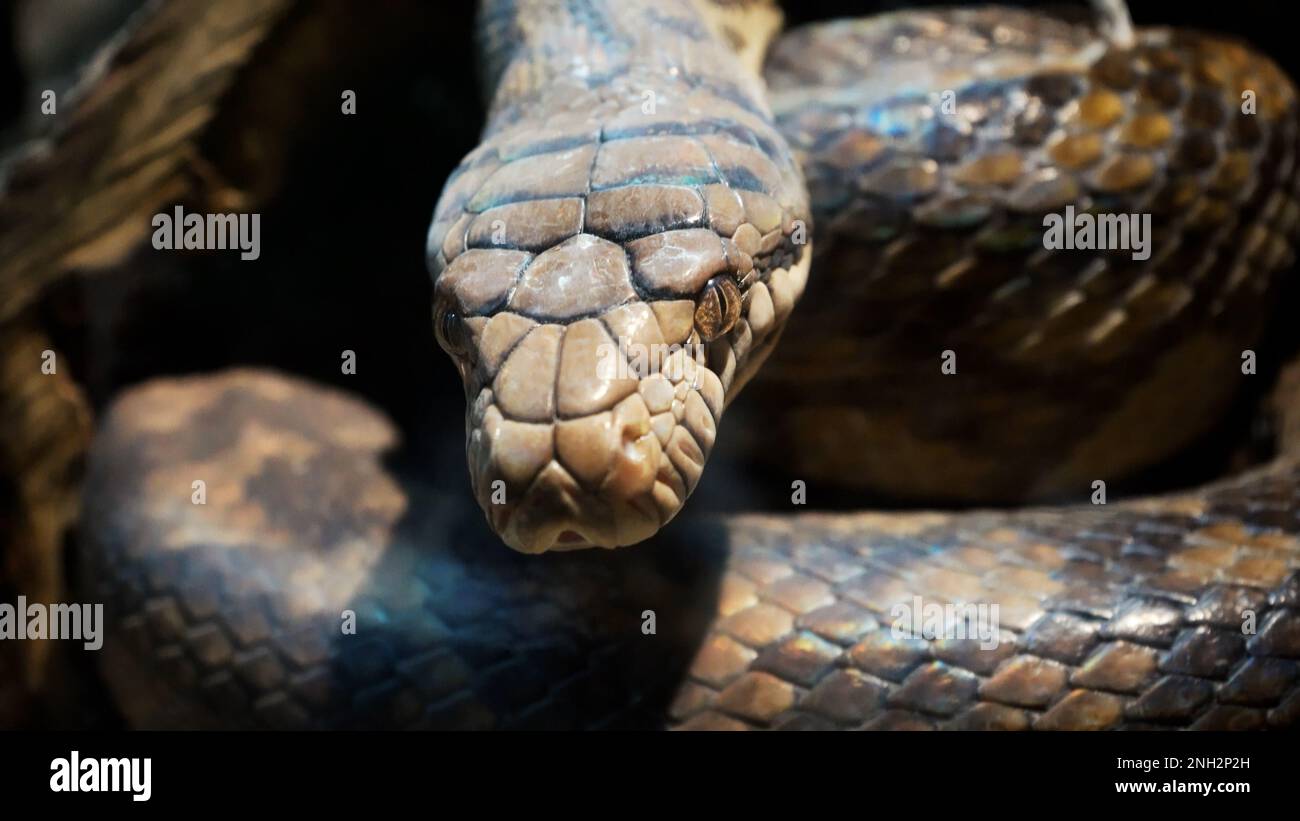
[{"left": 3, "top": 0, "right": 1299, "bottom": 729}]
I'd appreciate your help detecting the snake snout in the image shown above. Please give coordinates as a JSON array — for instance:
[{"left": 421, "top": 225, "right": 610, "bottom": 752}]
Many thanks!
[{"left": 458, "top": 313, "right": 722, "bottom": 553}]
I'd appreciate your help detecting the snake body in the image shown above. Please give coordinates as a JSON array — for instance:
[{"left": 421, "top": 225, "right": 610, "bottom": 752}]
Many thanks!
[
  {"left": 34, "top": 0, "right": 1300, "bottom": 728},
  {"left": 751, "top": 10, "right": 1300, "bottom": 501}
]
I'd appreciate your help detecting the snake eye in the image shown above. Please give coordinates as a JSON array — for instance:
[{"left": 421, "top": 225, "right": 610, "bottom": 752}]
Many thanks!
[
  {"left": 694, "top": 275, "right": 742, "bottom": 341},
  {"left": 435, "top": 304, "right": 470, "bottom": 357}
]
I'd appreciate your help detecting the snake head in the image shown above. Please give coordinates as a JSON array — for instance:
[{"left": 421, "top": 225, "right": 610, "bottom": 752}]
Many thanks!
[
  {"left": 429, "top": 222, "right": 808, "bottom": 552},
  {"left": 426, "top": 99, "right": 810, "bottom": 553}
]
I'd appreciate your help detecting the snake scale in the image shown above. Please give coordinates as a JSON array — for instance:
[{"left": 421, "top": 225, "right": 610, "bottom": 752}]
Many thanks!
[{"left": 6, "top": 0, "right": 1300, "bottom": 729}]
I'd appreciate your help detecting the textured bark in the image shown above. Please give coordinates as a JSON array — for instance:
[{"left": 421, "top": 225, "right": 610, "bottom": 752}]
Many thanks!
[{"left": 0, "top": 319, "right": 91, "bottom": 713}]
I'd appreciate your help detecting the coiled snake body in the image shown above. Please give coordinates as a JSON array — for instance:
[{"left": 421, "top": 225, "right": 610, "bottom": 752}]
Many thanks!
[{"left": 12, "top": 0, "right": 1300, "bottom": 728}]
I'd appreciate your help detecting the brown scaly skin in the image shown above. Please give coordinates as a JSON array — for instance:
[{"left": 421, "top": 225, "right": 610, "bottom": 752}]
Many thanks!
[
  {"left": 744, "top": 9, "right": 1300, "bottom": 503},
  {"left": 427, "top": 0, "right": 811, "bottom": 552},
  {"left": 2, "top": 1, "right": 1298, "bottom": 728},
  {"left": 78, "top": 370, "right": 1300, "bottom": 729}
]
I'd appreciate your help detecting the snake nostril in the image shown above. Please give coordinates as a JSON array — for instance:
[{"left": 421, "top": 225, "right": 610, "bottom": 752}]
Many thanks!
[{"left": 620, "top": 413, "right": 651, "bottom": 459}]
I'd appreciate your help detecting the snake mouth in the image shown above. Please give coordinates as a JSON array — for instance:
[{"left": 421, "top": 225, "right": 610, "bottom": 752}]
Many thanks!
[{"left": 466, "top": 386, "right": 706, "bottom": 553}]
